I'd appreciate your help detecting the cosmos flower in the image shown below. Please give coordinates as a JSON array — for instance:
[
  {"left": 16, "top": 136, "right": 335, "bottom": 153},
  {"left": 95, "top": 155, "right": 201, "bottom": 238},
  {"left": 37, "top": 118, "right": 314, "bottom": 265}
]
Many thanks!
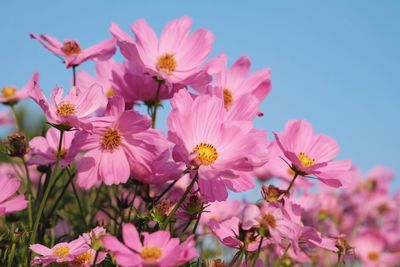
[
  {"left": 30, "top": 34, "right": 116, "bottom": 68},
  {"left": 0, "top": 72, "right": 39, "bottom": 105},
  {"left": 102, "top": 223, "right": 198, "bottom": 267},
  {"left": 110, "top": 16, "right": 213, "bottom": 88},
  {"left": 28, "top": 127, "right": 78, "bottom": 167},
  {"left": 29, "top": 82, "right": 106, "bottom": 131},
  {"left": 167, "top": 90, "right": 269, "bottom": 202},
  {"left": 72, "top": 98, "right": 170, "bottom": 189},
  {"left": 273, "top": 119, "right": 352, "bottom": 188},
  {"left": 0, "top": 173, "right": 27, "bottom": 216}
]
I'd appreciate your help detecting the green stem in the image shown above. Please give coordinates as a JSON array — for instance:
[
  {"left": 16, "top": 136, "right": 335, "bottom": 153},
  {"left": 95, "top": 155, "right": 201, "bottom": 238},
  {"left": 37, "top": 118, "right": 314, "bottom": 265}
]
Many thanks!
[
  {"left": 91, "top": 249, "right": 100, "bottom": 267},
  {"left": 250, "top": 237, "right": 264, "bottom": 267},
  {"left": 66, "top": 168, "right": 87, "bottom": 228},
  {"left": 7, "top": 224, "right": 16, "bottom": 267},
  {"left": 151, "top": 81, "right": 163, "bottom": 129},
  {"left": 88, "top": 184, "right": 103, "bottom": 227},
  {"left": 285, "top": 173, "right": 299, "bottom": 195},
  {"left": 161, "top": 171, "right": 198, "bottom": 230},
  {"left": 192, "top": 204, "right": 204, "bottom": 235},
  {"left": 29, "top": 130, "right": 64, "bottom": 245},
  {"left": 72, "top": 65, "right": 77, "bottom": 86},
  {"left": 10, "top": 105, "right": 21, "bottom": 131}
]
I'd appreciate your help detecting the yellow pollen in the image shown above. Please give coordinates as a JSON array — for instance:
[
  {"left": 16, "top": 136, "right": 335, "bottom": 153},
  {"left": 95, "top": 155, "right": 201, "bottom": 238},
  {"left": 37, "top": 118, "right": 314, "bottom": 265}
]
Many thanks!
[
  {"left": 57, "top": 102, "right": 77, "bottom": 116},
  {"left": 141, "top": 246, "right": 162, "bottom": 262},
  {"left": 2, "top": 87, "right": 16, "bottom": 99},
  {"left": 74, "top": 250, "right": 93, "bottom": 264},
  {"left": 156, "top": 53, "right": 177, "bottom": 75},
  {"left": 368, "top": 251, "right": 379, "bottom": 261},
  {"left": 192, "top": 143, "right": 218, "bottom": 165},
  {"left": 101, "top": 128, "right": 122, "bottom": 151},
  {"left": 260, "top": 213, "right": 277, "bottom": 229},
  {"left": 297, "top": 152, "right": 315, "bottom": 167},
  {"left": 106, "top": 87, "right": 116, "bottom": 97},
  {"left": 223, "top": 88, "right": 233, "bottom": 108},
  {"left": 53, "top": 245, "right": 70, "bottom": 259},
  {"left": 62, "top": 41, "right": 81, "bottom": 56}
]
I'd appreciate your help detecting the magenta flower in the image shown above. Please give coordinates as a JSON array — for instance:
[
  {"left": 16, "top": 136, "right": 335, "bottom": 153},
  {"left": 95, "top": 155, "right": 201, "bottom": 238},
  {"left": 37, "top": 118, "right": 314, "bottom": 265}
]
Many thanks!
[
  {"left": 168, "top": 89, "right": 269, "bottom": 202},
  {"left": 102, "top": 223, "right": 198, "bottom": 267},
  {"left": 28, "top": 128, "right": 78, "bottom": 167},
  {"left": 273, "top": 119, "right": 352, "bottom": 187},
  {"left": 29, "top": 83, "right": 106, "bottom": 131},
  {"left": 1, "top": 72, "right": 39, "bottom": 105},
  {"left": 72, "top": 102, "right": 169, "bottom": 189},
  {"left": 0, "top": 173, "right": 27, "bottom": 216},
  {"left": 110, "top": 16, "right": 214, "bottom": 87},
  {"left": 30, "top": 34, "right": 116, "bottom": 68},
  {"left": 200, "top": 53, "right": 271, "bottom": 111}
]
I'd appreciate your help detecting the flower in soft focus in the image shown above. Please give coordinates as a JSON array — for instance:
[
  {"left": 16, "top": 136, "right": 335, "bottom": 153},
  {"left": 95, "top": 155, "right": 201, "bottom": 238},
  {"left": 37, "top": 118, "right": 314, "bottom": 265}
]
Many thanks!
[
  {"left": 0, "top": 110, "right": 14, "bottom": 125},
  {"left": 1, "top": 72, "right": 39, "bottom": 106},
  {"left": 199, "top": 53, "right": 271, "bottom": 112},
  {"left": 273, "top": 119, "right": 352, "bottom": 187},
  {"left": 30, "top": 34, "right": 116, "bottom": 68},
  {"left": 72, "top": 98, "right": 170, "bottom": 189},
  {"left": 110, "top": 16, "right": 213, "bottom": 88},
  {"left": 102, "top": 223, "right": 198, "bottom": 267},
  {"left": 28, "top": 128, "right": 78, "bottom": 167},
  {"left": 29, "top": 83, "right": 106, "bottom": 131},
  {"left": 0, "top": 173, "right": 27, "bottom": 216},
  {"left": 168, "top": 89, "right": 269, "bottom": 202},
  {"left": 200, "top": 200, "right": 244, "bottom": 224},
  {"left": 352, "top": 231, "right": 400, "bottom": 267}
]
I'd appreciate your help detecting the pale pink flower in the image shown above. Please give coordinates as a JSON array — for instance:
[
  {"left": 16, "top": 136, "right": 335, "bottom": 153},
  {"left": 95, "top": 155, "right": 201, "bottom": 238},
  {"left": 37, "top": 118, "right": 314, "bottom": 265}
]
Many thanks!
[
  {"left": 30, "top": 34, "right": 116, "bottom": 68},
  {"left": 199, "top": 53, "right": 271, "bottom": 114},
  {"left": 110, "top": 16, "right": 213, "bottom": 88},
  {"left": 0, "top": 173, "right": 27, "bottom": 216},
  {"left": 102, "top": 223, "right": 198, "bottom": 267},
  {"left": 273, "top": 119, "right": 352, "bottom": 187},
  {"left": 0, "top": 72, "right": 39, "bottom": 105},
  {"left": 28, "top": 128, "right": 78, "bottom": 167},
  {"left": 0, "top": 110, "right": 14, "bottom": 125},
  {"left": 168, "top": 89, "right": 269, "bottom": 202},
  {"left": 29, "top": 82, "right": 106, "bottom": 131},
  {"left": 72, "top": 101, "right": 170, "bottom": 189}
]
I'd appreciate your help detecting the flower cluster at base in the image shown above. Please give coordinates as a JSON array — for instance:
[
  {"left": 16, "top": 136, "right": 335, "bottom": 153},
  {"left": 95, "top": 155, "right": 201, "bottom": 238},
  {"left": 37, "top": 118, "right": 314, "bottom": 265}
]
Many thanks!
[{"left": 0, "top": 15, "right": 398, "bottom": 267}]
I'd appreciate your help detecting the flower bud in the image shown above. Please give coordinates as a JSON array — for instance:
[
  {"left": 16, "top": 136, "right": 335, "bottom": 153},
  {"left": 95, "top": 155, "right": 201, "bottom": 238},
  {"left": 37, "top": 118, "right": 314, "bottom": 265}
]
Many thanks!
[
  {"left": 5, "top": 132, "right": 28, "bottom": 157},
  {"left": 262, "top": 185, "right": 285, "bottom": 202}
]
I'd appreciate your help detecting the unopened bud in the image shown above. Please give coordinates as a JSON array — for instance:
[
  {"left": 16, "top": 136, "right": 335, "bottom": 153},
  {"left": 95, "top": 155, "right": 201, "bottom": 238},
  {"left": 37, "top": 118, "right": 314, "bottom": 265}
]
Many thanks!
[
  {"left": 185, "top": 194, "right": 203, "bottom": 216},
  {"left": 6, "top": 132, "right": 28, "bottom": 157},
  {"left": 262, "top": 185, "right": 285, "bottom": 202}
]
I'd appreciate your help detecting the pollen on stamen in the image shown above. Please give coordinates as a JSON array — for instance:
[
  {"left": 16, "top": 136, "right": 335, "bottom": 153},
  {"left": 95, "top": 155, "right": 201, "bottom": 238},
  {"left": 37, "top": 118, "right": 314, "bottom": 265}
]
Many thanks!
[
  {"left": 156, "top": 53, "right": 177, "bottom": 75},
  {"left": 101, "top": 128, "right": 122, "bottom": 151},
  {"left": 223, "top": 88, "right": 233, "bottom": 108},
  {"left": 2, "top": 87, "right": 16, "bottom": 99},
  {"left": 62, "top": 40, "right": 81, "bottom": 56},
  {"left": 106, "top": 87, "right": 116, "bottom": 97},
  {"left": 57, "top": 102, "right": 77, "bottom": 116},
  {"left": 192, "top": 143, "right": 218, "bottom": 166},
  {"left": 260, "top": 213, "right": 277, "bottom": 229},
  {"left": 74, "top": 250, "right": 93, "bottom": 265},
  {"left": 297, "top": 152, "right": 315, "bottom": 167},
  {"left": 52, "top": 245, "right": 70, "bottom": 259},
  {"left": 141, "top": 246, "right": 162, "bottom": 262}
]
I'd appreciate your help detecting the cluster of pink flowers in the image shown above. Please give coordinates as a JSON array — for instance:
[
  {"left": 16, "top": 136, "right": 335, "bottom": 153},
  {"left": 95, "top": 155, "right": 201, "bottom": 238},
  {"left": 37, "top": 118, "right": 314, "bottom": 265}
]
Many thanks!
[{"left": 0, "top": 16, "right": 398, "bottom": 267}]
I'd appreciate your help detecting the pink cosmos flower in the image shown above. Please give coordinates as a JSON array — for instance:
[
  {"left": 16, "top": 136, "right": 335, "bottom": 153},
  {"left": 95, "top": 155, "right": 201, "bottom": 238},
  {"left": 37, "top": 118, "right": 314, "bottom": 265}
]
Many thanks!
[
  {"left": 29, "top": 82, "right": 106, "bottom": 131},
  {"left": 168, "top": 89, "right": 269, "bottom": 202},
  {"left": 199, "top": 53, "right": 271, "bottom": 113},
  {"left": 102, "top": 223, "right": 198, "bottom": 267},
  {"left": 28, "top": 128, "right": 78, "bottom": 167},
  {"left": 200, "top": 200, "right": 244, "bottom": 224},
  {"left": 72, "top": 99, "right": 170, "bottom": 189},
  {"left": 30, "top": 34, "right": 116, "bottom": 68},
  {"left": 0, "top": 173, "right": 27, "bottom": 216},
  {"left": 1, "top": 72, "right": 39, "bottom": 105},
  {"left": 352, "top": 231, "right": 400, "bottom": 267},
  {"left": 110, "top": 16, "right": 213, "bottom": 88},
  {"left": 273, "top": 120, "right": 352, "bottom": 188}
]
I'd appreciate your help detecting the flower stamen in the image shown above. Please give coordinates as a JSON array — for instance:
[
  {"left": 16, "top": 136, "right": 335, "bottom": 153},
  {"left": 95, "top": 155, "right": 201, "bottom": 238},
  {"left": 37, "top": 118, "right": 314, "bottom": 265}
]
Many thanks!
[
  {"left": 141, "top": 246, "right": 162, "bottom": 262},
  {"left": 57, "top": 102, "right": 77, "bottom": 116},
  {"left": 62, "top": 41, "right": 81, "bottom": 56},
  {"left": 156, "top": 53, "right": 177, "bottom": 75},
  {"left": 101, "top": 128, "right": 122, "bottom": 151},
  {"left": 192, "top": 143, "right": 218, "bottom": 165}
]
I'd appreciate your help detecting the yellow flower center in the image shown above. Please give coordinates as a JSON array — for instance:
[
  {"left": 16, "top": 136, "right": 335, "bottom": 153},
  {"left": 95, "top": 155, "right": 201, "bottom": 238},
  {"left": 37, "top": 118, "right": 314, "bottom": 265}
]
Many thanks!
[
  {"left": 260, "top": 213, "right": 277, "bottom": 229},
  {"left": 53, "top": 245, "right": 70, "bottom": 259},
  {"left": 223, "top": 88, "right": 233, "bottom": 108},
  {"left": 368, "top": 251, "right": 379, "bottom": 261},
  {"left": 57, "top": 102, "right": 77, "bottom": 116},
  {"left": 106, "top": 87, "right": 116, "bottom": 97},
  {"left": 2, "top": 87, "right": 16, "bottom": 99},
  {"left": 297, "top": 152, "right": 315, "bottom": 167},
  {"left": 192, "top": 143, "right": 218, "bottom": 165},
  {"left": 101, "top": 128, "right": 122, "bottom": 151},
  {"left": 141, "top": 246, "right": 162, "bottom": 262},
  {"left": 62, "top": 41, "right": 81, "bottom": 56},
  {"left": 74, "top": 250, "right": 93, "bottom": 265},
  {"left": 156, "top": 53, "right": 177, "bottom": 75}
]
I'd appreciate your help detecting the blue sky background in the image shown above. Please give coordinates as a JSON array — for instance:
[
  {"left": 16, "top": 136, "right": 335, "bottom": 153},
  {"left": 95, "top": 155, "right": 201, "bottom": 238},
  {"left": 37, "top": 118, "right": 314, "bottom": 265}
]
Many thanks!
[{"left": 1, "top": 1, "right": 399, "bottom": 190}]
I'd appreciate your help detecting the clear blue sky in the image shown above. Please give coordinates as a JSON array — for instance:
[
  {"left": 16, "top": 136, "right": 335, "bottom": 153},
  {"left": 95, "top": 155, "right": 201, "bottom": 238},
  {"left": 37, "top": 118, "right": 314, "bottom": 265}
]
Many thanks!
[{"left": 1, "top": 1, "right": 399, "bottom": 189}]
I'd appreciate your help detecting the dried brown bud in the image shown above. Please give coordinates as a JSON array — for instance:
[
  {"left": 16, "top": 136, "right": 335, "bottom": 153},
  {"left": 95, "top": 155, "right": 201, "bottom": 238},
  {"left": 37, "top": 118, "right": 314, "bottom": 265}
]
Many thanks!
[
  {"left": 6, "top": 132, "right": 28, "bottom": 157},
  {"left": 185, "top": 194, "right": 203, "bottom": 216},
  {"left": 210, "top": 259, "right": 227, "bottom": 267},
  {"left": 262, "top": 185, "right": 285, "bottom": 202},
  {"left": 155, "top": 199, "right": 171, "bottom": 216}
]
